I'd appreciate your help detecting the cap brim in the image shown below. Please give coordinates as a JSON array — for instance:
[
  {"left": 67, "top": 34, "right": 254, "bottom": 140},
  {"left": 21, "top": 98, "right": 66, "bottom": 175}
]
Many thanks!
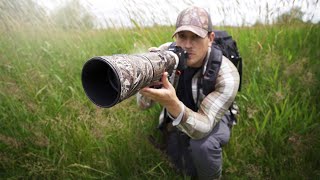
[{"left": 172, "top": 25, "right": 208, "bottom": 38}]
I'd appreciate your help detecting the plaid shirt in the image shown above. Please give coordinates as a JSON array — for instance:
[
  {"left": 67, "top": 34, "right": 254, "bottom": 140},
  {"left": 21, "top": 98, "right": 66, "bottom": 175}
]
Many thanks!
[{"left": 137, "top": 43, "right": 240, "bottom": 139}]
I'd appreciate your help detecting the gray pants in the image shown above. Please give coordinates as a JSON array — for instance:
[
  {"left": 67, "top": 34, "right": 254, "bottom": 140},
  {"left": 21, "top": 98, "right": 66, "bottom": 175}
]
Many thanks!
[{"left": 166, "top": 115, "right": 232, "bottom": 179}]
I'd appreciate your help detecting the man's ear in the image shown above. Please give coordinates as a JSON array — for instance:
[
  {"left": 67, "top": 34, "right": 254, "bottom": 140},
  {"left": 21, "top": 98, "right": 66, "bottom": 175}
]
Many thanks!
[{"left": 208, "top": 32, "right": 215, "bottom": 46}]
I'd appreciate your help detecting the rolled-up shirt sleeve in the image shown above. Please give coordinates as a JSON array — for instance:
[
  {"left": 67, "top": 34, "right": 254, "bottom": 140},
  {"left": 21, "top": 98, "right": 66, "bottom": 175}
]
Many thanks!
[
  {"left": 167, "top": 101, "right": 185, "bottom": 126},
  {"left": 176, "top": 57, "right": 240, "bottom": 139}
]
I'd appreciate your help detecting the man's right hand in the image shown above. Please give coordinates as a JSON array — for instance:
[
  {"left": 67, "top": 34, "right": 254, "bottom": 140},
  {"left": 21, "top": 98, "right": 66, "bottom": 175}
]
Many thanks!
[{"left": 139, "top": 72, "right": 183, "bottom": 119}]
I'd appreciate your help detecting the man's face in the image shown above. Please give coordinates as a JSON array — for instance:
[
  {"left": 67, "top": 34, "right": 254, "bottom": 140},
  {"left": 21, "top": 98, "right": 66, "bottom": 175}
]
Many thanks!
[{"left": 175, "top": 31, "right": 213, "bottom": 68}]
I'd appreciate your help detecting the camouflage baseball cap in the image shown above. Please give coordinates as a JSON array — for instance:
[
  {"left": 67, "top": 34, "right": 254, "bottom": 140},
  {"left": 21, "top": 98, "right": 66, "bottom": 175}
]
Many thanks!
[{"left": 172, "top": 6, "right": 212, "bottom": 38}]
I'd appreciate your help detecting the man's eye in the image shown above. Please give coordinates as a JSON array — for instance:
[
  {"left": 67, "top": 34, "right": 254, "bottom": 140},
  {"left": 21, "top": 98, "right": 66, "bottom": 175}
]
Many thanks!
[
  {"left": 179, "top": 34, "right": 186, "bottom": 39},
  {"left": 192, "top": 35, "right": 201, "bottom": 40}
]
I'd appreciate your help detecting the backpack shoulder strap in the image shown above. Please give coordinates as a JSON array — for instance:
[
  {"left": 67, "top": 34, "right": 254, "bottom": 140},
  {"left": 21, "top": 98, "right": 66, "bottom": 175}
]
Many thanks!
[{"left": 201, "top": 46, "right": 222, "bottom": 96}]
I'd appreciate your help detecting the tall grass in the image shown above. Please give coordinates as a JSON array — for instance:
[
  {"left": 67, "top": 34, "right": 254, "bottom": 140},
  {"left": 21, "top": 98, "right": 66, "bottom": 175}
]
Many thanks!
[
  {"left": 1, "top": 4, "right": 320, "bottom": 180},
  {"left": 223, "top": 24, "right": 320, "bottom": 179}
]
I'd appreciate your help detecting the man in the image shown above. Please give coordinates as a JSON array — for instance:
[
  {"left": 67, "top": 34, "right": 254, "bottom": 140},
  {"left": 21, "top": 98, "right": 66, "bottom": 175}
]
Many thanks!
[{"left": 137, "top": 6, "right": 240, "bottom": 179}]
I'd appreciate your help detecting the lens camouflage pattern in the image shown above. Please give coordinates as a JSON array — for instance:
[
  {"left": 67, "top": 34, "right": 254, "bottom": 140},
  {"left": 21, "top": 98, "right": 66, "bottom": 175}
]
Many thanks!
[{"left": 81, "top": 50, "right": 178, "bottom": 108}]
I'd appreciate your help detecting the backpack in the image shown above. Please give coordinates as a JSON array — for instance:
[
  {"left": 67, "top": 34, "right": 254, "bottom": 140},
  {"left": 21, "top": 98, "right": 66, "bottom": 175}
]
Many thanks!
[
  {"left": 201, "top": 30, "right": 242, "bottom": 96},
  {"left": 214, "top": 30, "right": 242, "bottom": 90}
]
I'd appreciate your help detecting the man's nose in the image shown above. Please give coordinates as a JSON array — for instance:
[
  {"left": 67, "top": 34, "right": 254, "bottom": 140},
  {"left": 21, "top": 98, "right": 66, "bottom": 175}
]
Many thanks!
[{"left": 185, "top": 38, "right": 192, "bottom": 48}]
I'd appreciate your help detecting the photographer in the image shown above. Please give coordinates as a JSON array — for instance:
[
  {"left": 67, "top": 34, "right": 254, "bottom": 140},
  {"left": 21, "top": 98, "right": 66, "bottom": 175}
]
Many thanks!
[{"left": 137, "top": 6, "right": 240, "bottom": 179}]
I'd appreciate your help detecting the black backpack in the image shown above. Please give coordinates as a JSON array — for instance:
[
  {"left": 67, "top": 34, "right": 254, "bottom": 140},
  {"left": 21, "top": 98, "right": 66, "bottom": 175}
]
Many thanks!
[{"left": 201, "top": 30, "right": 242, "bottom": 95}]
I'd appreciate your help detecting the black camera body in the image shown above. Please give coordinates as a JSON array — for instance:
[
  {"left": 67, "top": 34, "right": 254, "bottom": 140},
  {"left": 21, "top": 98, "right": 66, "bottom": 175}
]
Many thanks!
[{"left": 168, "top": 45, "right": 188, "bottom": 71}]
